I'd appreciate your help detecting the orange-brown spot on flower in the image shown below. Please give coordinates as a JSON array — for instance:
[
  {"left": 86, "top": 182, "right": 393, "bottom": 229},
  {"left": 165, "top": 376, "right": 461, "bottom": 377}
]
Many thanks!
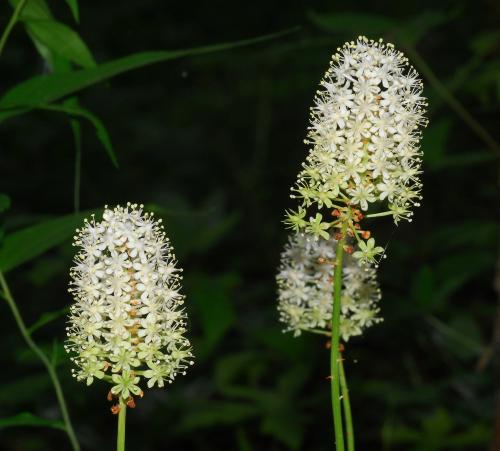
[
  {"left": 344, "top": 245, "right": 353, "bottom": 254},
  {"left": 126, "top": 397, "right": 136, "bottom": 409},
  {"left": 361, "top": 230, "right": 371, "bottom": 239},
  {"left": 332, "top": 209, "right": 341, "bottom": 217},
  {"left": 111, "top": 404, "right": 120, "bottom": 415},
  {"left": 107, "top": 390, "right": 114, "bottom": 402}
]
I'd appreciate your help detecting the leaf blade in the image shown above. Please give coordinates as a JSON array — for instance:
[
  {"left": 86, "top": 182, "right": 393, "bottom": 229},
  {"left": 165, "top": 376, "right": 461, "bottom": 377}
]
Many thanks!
[
  {"left": 24, "top": 19, "right": 95, "bottom": 68},
  {"left": 0, "top": 210, "right": 97, "bottom": 273},
  {"left": 0, "top": 412, "right": 66, "bottom": 431},
  {"left": 0, "top": 27, "right": 299, "bottom": 110},
  {"left": 64, "top": 0, "right": 79, "bottom": 22},
  {"left": 40, "top": 104, "right": 118, "bottom": 167}
]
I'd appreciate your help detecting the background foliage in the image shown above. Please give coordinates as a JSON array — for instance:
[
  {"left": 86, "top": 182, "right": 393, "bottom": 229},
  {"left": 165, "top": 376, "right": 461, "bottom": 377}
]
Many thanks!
[{"left": 0, "top": 0, "right": 499, "bottom": 450}]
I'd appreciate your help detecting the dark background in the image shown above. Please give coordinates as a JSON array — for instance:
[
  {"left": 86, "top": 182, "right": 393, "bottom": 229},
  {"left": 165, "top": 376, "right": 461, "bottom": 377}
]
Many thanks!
[{"left": 0, "top": 0, "right": 499, "bottom": 450}]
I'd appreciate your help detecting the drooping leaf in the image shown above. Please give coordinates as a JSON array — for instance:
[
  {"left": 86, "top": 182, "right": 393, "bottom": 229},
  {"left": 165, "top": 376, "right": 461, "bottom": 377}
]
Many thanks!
[
  {"left": 24, "top": 19, "right": 95, "bottom": 68},
  {"left": 10, "top": 0, "right": 51, "bottom": 20},
  {"left": 0, "top": 210, "right": 98, "bottom": 272},
  {"left": 39, "top": 104, "right": 118, "bottom": 167},
  {"left": 0, "top": 27, "right": 299, "bottom": 113},
  {"left": 0, "top": 412, "right": 65, "bottom": 431},
  {"left": 63, "top": 0, "right": 79, "bottom": 23}
]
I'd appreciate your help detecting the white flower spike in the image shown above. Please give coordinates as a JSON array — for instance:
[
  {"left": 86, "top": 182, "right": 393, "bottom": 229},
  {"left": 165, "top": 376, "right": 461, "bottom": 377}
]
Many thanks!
[
  {"left": 66, "top": 204, "right": 193, "bottom": 407},
  {"left": 277, "top": 233, "right": 382, "bottom": 341},
  {"left": 286, "top": 36, "right": 427, "bottom": 264}
]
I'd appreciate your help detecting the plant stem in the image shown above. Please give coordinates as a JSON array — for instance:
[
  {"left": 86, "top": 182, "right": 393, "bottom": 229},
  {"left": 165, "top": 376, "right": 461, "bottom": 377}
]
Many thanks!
[
  {"left": 0, "top": 271, "right": 80, "bottom": 451},
  {"left": 117, "top": 397, "right": 127, "bottom": 451},
  {"left": 0, "top": 0, "right": 28, "bottom": 57},
  {"left": 339, "top": 357, "right": 354, "bottom": 451},
  {"left": 331, "top": 222, "right": 347, "bottom": 451}
]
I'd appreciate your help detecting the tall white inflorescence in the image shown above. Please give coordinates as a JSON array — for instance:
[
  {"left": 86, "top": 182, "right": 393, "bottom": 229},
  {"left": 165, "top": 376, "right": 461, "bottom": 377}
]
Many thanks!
[
  {"left": 277, "top": 233, "right": 382, "bottom": 341},
  {"left": 286, "top": 36, "right": 427, "bottom": 263},
  {"left": 66, "top": 204, "right": 193, "bottom": 402}
]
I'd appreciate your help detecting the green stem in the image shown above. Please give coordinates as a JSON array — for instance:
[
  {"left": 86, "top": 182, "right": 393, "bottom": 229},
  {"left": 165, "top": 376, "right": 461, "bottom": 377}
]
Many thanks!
[
  {"left": 0, "top": 0, "right": 28, "bottom": 57},
  {"left": 365, "top": 211, "right": 393, "bottom": 218},
  {"left": 339, "top": 357, "right": 355, "bottom": 451},
  {"left": 117, "top": 397, "right": 127, "bottom": 451},
  {"left": 0, "top": 271, "right": 80, "bottom": 451},
  {"left": 331, "top": 222, "right": 347, "bottom": 451}
]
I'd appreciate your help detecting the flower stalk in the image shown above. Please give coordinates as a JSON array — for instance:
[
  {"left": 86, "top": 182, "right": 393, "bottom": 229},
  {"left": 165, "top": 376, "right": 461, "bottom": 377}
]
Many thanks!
[
  {"left": 339, "top": 357, "right": 354, "bottom": 451},
  {"left": 117, "top": 397, "right": 127, "bottom": 451},
  {"left": 0, "top": 271, "right": 80, "bottom": 451},
  {"left": 330, "top": 222, "right": 347, "bottom": 451}
]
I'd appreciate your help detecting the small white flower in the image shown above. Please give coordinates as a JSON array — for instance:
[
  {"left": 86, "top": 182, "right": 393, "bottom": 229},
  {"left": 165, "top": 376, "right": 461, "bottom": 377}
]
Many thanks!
[
  {"left": 290, "top": 36, "right": 427, "bottom": 225},
  {"left": 66, "top": 204, "right": 194, "bottom": 401},
  {"left": 277, "top": 233, "right": 382, "bottom": 341}
]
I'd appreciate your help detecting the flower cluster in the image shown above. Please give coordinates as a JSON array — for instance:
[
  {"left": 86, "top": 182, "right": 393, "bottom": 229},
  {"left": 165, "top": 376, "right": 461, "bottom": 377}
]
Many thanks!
[
  {"left": 286, "top": 36, "right": 427, "bottom": 263},
  {"left": 277, "top": 233, "right": 382, "bottom": 341},
  {"left": 66, "top": 204, "right": 193, "bottom": 401}
]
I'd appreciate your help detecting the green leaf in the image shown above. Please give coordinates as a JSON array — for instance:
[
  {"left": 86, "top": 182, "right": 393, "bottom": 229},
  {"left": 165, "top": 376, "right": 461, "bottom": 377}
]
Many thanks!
[
  {"left": 0, "top": 27, "right": 299, "bottom": 112},
  {"left": 28, "top": 307, "right": 70, "bottom": 335},
  {"left": 0, "top": 194, "right": 11, "bottom": 213},
  {"left": 40, "top": 104, "right": 118, "bottom": 167},
  {"left": 24, "top": 19, "right": 95, "bottom": 68},
  {"left": 0, "top": 412, "right": 65, "bottom": 431},
  {"left": 189, "top": 273, "right": 239, "bottom": 357},
  {"left": 308, "top": 11, "right": 398, "bottom": 36},
  {"left": 10, "top": 0, "right": 51, "bottom": 20},
  {"left": 0, "top": 210, "right": 98, "bottom": 273},
  {"left": 64, "top": 0, "right": 79, "bottom": 23}
]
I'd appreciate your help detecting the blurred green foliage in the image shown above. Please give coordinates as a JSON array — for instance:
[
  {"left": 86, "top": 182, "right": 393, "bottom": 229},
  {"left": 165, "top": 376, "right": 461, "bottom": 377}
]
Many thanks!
[{"left": 0, "top": 0, "right": 498, "bottom": 450}]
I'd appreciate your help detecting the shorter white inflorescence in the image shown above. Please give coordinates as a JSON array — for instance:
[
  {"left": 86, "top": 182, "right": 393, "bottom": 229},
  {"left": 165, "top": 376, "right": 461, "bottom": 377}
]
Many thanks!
[
  {"left": 277, "top": 233, "right": 382, "bottom": 341},
  {"left": 66, "top": 204, "right": 193, "bottom": 400}
]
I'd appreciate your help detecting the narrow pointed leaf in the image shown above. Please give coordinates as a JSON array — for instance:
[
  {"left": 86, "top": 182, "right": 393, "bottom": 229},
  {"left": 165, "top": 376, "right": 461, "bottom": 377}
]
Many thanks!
[
  {"left": 40, "top": 104, "right": 118, "bottom": 167},
  {"left": 0, "top": 27, "right": 299, "bottom": 111},
  {"left": 0, "top": 210, "right": 97, "bottom": 272},
  {"left": 24, "top": 19, "right": 95, "bottom": 68},
  {"left": 64, "top": 0, "right": 79, "bottom": 22},
  {"left": 0, "top": 412, "right": 66, "bottom": 431}
]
